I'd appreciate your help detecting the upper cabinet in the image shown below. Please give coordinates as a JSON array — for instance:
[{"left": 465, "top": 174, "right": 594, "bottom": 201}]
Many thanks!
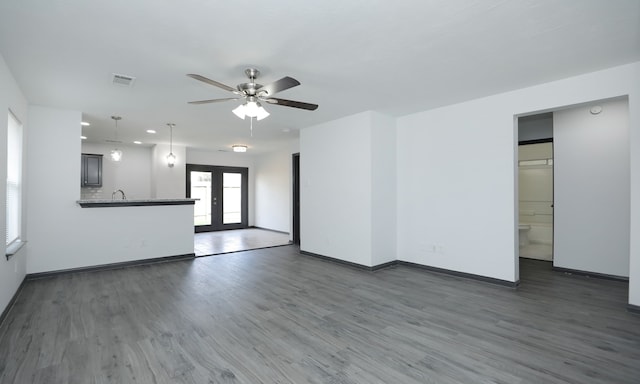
[{"left": 81, "top": 153, "right": 102, "bottom": 187}]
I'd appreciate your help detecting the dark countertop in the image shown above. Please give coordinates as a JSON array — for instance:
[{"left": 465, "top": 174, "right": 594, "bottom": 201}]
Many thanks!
[{"left": 77, "top": 199, "right": 197, "bottom": 208}]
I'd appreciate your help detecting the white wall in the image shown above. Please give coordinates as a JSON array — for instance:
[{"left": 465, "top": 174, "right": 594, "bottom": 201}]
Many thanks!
[
  {"left": 371, "top": 112, "right": 397, "bottom": 265},
  {"left": 554, "top": 98, "right": 630, "bottom": 277},
  {"left": 630, "top": 64, "right": 640, "bottom": 307},
  {"left": 186, "top": 148, "right": 256, "bottom": 226},
  {"left": 254, "top": 140, "right": 298, "bottom": 233},
  {"left": 151, "top": 143, "right": 186, "bottom": 199},
  {"left": 81, "top": 142, "right": 152, "bottom": 200},
  {"left": 300, "top": 111, "right": 396, "bottom": 267},
  {"left": 397, "top": 62, "right": 639, "bottom": 301},
  {"left": 301, "top": 112, "right": 373, "bottom": 266},
  {"left": 0, "top": 54, "right": 28, "bottom": 316},
  {"left": 397, "top": 98, "right": 517, "bottom": 281},
  {"left": 25, "top": 106, "right": 193, "bottom": 274}
]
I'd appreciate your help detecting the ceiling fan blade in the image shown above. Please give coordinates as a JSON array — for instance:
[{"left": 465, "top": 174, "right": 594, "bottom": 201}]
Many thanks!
[
  {"left": 188, "top": 97, "right": 239, "bottom": 105},
  {"left": 264, "top": 98, "right": 318, "bottom": 111},
  {"left": 186, "top": 74, "right": 238, "bottom": 93},
  {"left": 258, "top": 77, "right": 300, "bottom": 96}
]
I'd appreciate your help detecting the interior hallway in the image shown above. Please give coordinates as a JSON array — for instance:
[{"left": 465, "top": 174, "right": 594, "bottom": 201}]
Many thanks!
[{"left": 194, "top": 228, "right": 291, "bottom": 256}]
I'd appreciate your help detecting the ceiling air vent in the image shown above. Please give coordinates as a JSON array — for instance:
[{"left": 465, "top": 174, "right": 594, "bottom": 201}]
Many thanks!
[{"left": 111, "top": 73, "right": 136, "bottom": 87}]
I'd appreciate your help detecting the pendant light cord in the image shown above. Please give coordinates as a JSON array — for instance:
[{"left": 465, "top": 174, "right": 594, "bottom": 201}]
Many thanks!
[
  {"left": 167, "top": 123, "right": 176, "bottom": 153},
  {"left": 111, "top": 116, "right": 122, "bottom": 142}
]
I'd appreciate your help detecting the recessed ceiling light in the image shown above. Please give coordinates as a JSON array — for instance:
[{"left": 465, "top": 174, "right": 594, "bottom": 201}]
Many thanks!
[
  {"left": 146, "top": 129, "right": 156, "bottom": 134},
  {"left": 81, "top": 121, "right": 90, "bottom": 126},
  {"left": 133, "top": 141, "right": 142, "bottom": 145},
  {"left": 232, "top": 144, "right": 248, "bottom": 153},
  {"left": 80, "top": 136, "right": 87, "bottom": 140}
]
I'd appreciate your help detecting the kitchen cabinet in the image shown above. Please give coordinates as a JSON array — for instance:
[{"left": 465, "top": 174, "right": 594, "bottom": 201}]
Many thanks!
[{"left": 81, "top": 153, "right": 102, "bottom": 187}]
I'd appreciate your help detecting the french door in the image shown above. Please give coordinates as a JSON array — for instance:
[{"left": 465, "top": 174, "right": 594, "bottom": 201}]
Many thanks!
[{"left": 186, "top": 164, "right": 248, "bottom": 232}]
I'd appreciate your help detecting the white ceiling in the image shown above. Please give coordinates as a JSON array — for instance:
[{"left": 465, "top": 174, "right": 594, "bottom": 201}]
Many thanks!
[{"left": 1, "top": 0, "right": 638, "bottom": 154}]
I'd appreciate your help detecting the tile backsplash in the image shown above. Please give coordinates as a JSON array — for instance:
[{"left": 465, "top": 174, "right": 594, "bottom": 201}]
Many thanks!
[{"left": 81, "top": 187, "right": 104, "bottom": 200}]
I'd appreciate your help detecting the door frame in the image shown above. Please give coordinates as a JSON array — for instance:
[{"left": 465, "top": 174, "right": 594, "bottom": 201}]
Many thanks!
[
  {"left": 292, "top": 153, "right": 300, "bottom": 245},
  {"left": 186, "top": 164, "right": 249, "bottom": 232}
]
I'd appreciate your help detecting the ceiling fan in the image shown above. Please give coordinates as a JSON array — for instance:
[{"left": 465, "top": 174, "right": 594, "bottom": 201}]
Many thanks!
[{"left": 187, "top": 68, "right": 318, "bottom": 120}]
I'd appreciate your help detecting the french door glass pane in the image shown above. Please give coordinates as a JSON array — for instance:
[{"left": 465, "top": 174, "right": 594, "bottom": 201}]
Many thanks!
[
  {"left": 191, "top": 171, "right": 212, "bottom": 226},
  {"left": 223, "top": 173, "right": 242, "bottom": 224}
]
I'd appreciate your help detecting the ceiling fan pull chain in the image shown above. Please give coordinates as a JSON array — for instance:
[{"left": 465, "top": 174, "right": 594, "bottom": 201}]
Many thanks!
[{"left": 250, "top": 116, "right": 254, "bottom": 137}]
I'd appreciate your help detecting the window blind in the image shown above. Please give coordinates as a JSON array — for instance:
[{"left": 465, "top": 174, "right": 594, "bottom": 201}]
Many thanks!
[{"left": 6, "top": 110, "right": 22, "bottom": 246}]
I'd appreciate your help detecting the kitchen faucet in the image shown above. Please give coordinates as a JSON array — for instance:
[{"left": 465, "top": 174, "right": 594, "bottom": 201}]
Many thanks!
[{"left": 112, "top": 189, "right": 126, "bottom": 200}]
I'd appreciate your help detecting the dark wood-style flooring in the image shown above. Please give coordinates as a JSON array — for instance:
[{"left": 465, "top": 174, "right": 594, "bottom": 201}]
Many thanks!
[{"left": 0, "top": 247, "right": 638, "bottom": 383}]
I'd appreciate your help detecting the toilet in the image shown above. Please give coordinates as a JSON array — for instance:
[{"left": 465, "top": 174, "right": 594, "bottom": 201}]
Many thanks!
[{"left": 519, "top": 224, "right": 531, "bottom": 247}]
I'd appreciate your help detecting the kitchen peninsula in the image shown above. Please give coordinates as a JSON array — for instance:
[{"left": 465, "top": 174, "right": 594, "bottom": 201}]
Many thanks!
[
  {"left": 25, "top": 198, "right": 198, "bottom": 277},
  {"left": 77, "top": 198, "right": 196, "bottom": 208}
]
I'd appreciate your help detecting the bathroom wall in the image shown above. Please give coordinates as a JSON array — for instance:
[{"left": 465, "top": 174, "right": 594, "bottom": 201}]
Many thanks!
[{"left": 518, "top": 142, "right": 553, "bottom": 249}]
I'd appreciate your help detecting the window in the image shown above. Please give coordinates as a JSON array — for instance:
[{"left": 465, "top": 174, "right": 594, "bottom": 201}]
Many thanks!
[{"left": 6, "top": 110, "right": 22, "bottom": 254}]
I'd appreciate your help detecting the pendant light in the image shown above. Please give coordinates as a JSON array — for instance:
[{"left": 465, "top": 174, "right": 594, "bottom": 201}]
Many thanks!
[
  {"left": 166, "top": 123, "right": 176, "bottom": 167},
  {"left": 110, "top": 116, "right": 123, "bottom": 162}
]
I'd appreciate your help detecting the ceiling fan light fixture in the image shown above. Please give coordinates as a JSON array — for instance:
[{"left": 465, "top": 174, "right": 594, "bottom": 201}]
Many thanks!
[
  {"left": 232, "top": 104, "right": 246, "bottom": 119},
  {"left": 255, "top": 106, "right": 270, "bottom": 121},
  {"left": 244, "top": 100, "right": 261, "bottom": 117},
  {"left": 187, "top": 68, "right": 317, "bottom": 123}
]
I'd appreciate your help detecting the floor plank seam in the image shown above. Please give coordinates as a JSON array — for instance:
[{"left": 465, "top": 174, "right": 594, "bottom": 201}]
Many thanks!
[{"left": 197, "top": 243, "right": 293, "bottom": 258}]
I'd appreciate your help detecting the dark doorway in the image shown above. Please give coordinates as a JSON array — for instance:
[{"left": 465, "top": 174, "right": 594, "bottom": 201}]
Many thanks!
[
  {"left": 186, "top": 164, "right": 249, "bottom": 232},
  {"left": 292, "top": 153, "right": 300, "bottom": 245}
]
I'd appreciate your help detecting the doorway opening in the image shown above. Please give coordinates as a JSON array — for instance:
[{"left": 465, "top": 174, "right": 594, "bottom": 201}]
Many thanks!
[
  {"left": 518, "top": 113, "right": 554, "bottom": 261},
  {"left": 515, "top": 97, "right": 630, "bottom": 285},
  {"left": 292, "top": 153, "right": 300, "bottom": 245},
  {"left": 186, "top": 164, "right": 249, "bottom": 232}
]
